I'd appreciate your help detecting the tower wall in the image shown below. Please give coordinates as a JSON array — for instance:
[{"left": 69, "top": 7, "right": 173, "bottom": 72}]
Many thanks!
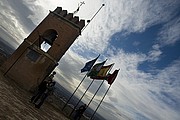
[{"left": 1, "top": 7, "right": 85, "bottom": 91}]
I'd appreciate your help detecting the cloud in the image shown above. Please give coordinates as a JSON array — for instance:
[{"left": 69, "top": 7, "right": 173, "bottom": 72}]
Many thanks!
[
  {"left": 0, "top": 1, "right": 27, "bottom": 46},
  {"left": 158, "top": 17, "right": 180, "bottom": 47},
  {"left": 147, "top": 44, "right": 162, "bottom": 62},
  {"left": 21, "top": 0, "right": 53, "bottom": 25},
  {"left": 132, "top": 41, "right": 140, "bottom": 46},
  {"left": 156, "top": 59, "right": 180, "bottom": 94},
  {"left": 101, "top": 50, "right": 180, "bottom": 120}
]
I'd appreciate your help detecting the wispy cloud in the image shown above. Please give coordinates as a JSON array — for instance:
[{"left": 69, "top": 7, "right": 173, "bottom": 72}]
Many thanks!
[
  {"left": 102, "top": 50, "right": 180, "bottom": 120},
  {"left": 0, "top": 0, "right": 28, "bottom": 46},
  {"left": 147, "top": 44, "right": 162, "bottom": 62},
  {"left": 158, "top": 17, "right": 180, "bottom": 47}
]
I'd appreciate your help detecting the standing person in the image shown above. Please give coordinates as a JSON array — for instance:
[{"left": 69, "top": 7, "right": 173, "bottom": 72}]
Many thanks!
[
  {"left": 46, "top": 71, "right": 56, "bottom": 81},
  {"left": 35, "top": 80, "right": 56, "bottom": 108},
  {"left": 74, "top": 104, "right": 87, "bottom": 120},
  {"left": 30, "top": 79, "right": 48, "bottom": 103},
  {"left": 30, "top": 71, "right": 56, "bottom": 104}
]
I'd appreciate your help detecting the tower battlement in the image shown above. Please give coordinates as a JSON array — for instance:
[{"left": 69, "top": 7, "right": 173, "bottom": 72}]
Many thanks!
[{"left": 53, "top": 7, "right": 85, "bottom": 30}]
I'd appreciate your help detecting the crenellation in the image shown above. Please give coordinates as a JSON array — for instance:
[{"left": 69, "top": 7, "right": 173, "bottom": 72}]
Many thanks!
[
  {"left": 59, "top": 10, "right": 67, "bottom": 17},
  {"left": 78, "top": 20, "right": 85, "bottom": 30},
  {"left": 53, "top": 7, "right": 85, "bottom": 30},
  {"left": 54, "top": 7, "right": 62, "bottom": 14},
  {"left": 71, "top": 16, "right": 79, "bottom": 24},
  {"left": 65, "top": 13, "right": 73, "bottom": 20}
]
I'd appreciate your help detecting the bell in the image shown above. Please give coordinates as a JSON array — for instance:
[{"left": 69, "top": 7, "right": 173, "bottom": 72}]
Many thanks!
[{"left": 43, "top": 32, "right": 57, "bottom": 45}]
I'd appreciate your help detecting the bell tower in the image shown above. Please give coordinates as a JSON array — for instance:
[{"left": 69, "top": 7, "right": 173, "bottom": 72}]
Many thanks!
[{"left": 1, "top": 7, "right": 85, "bottom": 91}]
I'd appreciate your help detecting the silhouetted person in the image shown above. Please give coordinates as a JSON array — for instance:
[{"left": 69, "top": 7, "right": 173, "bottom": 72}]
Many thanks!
[
  {"left": 35, "top": 80, "right": 56, "bottom": 108},
  {"left": 30, "top": 80, "right": 48, "bottom": 103},
  {"left": 74, "top": 104, "right": 87, "bottom": 120},
  {"left": 30, "top": 71, "right": 56, "bottom": 104},
  {"left": 46, "top": 71, "right": 56, "bottom": 81}
]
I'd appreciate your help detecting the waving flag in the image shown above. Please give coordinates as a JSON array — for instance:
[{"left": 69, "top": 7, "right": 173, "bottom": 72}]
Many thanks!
[
  {"left": 81, "top": 55, "right": 99, "bottom": 73},
  {"left": 97, "top": 64, "right": 114, "bottom": 77},
  {"left": 87, "top": 60, "right": 106, "bottom": 78},
  {"left": 107, "top": 69, "right": 119, "bottom": 85},
  {"left": 91, "top": 63, "right": 114, "bottom": 80}
]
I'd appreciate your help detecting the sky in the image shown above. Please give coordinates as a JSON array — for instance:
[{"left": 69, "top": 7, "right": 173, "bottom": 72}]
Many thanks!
[{"left": 0, "top": 0, "right": 180, "bottom": 120}]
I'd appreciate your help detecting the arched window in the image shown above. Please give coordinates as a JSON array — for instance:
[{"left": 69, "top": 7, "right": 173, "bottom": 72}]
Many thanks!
[{"left": 41, "top": 29, "right": 58, "bottom": 52}]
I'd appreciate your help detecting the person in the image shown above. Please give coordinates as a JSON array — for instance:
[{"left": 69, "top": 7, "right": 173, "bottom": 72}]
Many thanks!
[
  {"left": 46, "top": 71, "right": 56, "bottom": 81},
  {"left": 35, "top": 80, "right": 56, "bottom": 108},
  {"left": 30, "top": 79, "right": 48, "bottom": 103},
  {"left": 30, "top": 71, "right": 56, "bottom": 104},
  {"left": 74, "top": 104, "right": 87, "bottom": 120}
]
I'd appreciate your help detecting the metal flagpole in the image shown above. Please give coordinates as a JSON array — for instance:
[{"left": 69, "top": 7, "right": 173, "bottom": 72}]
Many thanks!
[
  {"left": 86, "top": 63, "right": 114, "bottom": 109},
  {"left": 69, "top": 79, "right": 95, "bottom": 116},
  {"left": 90, "top": 84, "right": 112, "bottom": 120},
  {"left": 69, "top": 60, "right": 108, "bottom": 116},
  {"left": 87, "top": 80, "right": 104, "bottom": 108},
  {"left": 81, "top": 4, "right": 105, "bottom": 32},
  {"left": 62, "top": 55, "right": 100, "bottom": 111},
  {"left": 62, "top": 73, "right": 88, "bottom": 111}
]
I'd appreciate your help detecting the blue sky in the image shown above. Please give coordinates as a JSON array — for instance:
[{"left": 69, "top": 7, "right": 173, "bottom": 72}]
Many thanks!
[{"left": 0, "top": 0, "right": 180, "bottom": 120}]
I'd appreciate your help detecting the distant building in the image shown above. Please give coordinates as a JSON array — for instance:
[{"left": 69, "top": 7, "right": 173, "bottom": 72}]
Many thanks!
[{"left": 1, "top": 7, "right": 85, "bottom": 91}]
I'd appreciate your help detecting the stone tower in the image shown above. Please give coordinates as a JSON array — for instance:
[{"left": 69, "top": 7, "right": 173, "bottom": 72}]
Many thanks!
[{"left": 1, "top": 7, "right": 85, "bottom": 91}]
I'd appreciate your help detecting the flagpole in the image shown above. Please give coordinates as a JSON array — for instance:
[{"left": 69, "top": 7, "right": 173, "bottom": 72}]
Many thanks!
[
  {"left": 87, "top": 80, "right": 104, "bottom": 108},
  {"left": 62, "top": 55, "right": 100, "bottom": 111},
  {"left": 62, "top": 73, "right": 87, "bottom": 111},
  {"left": 86, "top": 63, "right": 114, "bottom": 109},
  {"left": 90, "top": 84, "right": 112, "bottom": 120},
  {"left": 69, "top": 79, "right": 95, "bottom": 116},
  {"left": 82, "top": 4, "right": 105, "bottom": 32}
]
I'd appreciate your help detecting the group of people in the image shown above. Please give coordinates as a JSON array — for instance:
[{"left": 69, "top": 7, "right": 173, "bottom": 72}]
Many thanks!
[
  {"left": 30, "top": 71, "right": 56, "bottom": 109},
  {"left": 30, "top": 71, "right": 87, "bottom": 119}
]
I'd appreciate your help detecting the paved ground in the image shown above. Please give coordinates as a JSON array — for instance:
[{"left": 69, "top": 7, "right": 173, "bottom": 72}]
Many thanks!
[{"left": 0, "top": 68, "right": 69, "bottom": 120}]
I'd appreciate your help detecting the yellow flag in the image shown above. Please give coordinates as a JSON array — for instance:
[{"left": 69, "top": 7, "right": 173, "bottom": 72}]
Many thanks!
[{"left": 97, "top": 64, "right": 114, "bottom": 77}]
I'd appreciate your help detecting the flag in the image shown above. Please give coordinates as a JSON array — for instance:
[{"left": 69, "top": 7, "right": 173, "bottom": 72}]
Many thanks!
[
  {"left": 81, "top": 55, "right": 99, "bottom": 73},
  {"left": 107, "top": 69, "right": 119, "bottom": 85},
  {"left": 87, "top": 60, "right": 106, "bottom": 78},
  {"left": 97, "top": 64, "right": 114, "bottom": 77},
  {"left": 91, "top": 63, "right": 114, "bottom": 80}
]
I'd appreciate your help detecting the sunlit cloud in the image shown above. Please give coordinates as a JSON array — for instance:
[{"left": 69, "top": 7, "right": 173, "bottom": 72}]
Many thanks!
[{"left": 0, "top": 1, "right": 27, "bottom": 46}]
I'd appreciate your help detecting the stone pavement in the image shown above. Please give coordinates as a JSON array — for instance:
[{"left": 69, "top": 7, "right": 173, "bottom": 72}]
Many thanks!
[{"left": 0, "top": 71, "right": 69, "bottom": 120}]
